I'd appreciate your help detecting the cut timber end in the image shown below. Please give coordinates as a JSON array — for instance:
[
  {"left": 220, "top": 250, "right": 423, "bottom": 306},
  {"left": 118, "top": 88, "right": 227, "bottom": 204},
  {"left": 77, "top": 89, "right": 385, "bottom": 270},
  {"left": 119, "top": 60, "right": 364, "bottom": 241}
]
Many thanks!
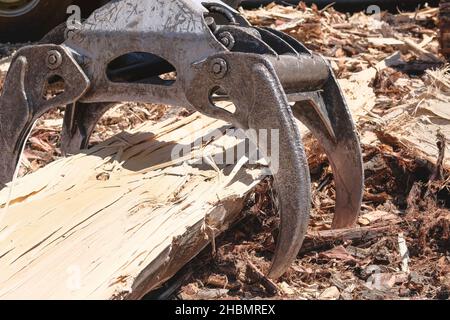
[{"left": 0, "top": 103, "right": 264, "bottom": 300}]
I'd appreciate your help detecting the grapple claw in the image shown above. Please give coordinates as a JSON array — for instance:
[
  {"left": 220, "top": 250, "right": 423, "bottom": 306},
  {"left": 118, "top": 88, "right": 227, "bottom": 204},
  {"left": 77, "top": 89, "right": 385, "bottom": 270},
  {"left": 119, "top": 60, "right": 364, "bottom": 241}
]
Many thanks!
[
  {"left": 61, "top": 102, "right": 114, "bottom": 155},
  {"left": 186, "top": 53, "right": 312, "bottom": 279},
  {"left": 0, "top": 0, "right": 364, "bottom": 280},
  {"left": 0, "top": 45, "right": 89, "bottom": 188},
  {"left": 291, "top": 72, "right": 364, "bottom": 229},
  {"left": 251, "top": 25, "right": 364, "bottom": 229}
]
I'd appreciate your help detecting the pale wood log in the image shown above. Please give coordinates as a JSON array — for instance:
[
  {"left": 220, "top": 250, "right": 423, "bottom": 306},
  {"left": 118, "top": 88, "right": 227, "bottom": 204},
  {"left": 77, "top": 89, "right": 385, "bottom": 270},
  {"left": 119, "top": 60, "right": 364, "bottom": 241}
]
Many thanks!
[{"left": 0, "top": 105, "right": 265, "bottom": 299}]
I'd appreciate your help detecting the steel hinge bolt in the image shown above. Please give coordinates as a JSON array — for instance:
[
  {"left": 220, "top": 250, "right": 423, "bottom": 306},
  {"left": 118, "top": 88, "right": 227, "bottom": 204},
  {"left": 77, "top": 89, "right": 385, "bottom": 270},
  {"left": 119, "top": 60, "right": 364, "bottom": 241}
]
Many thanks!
[
  {"left": 46, "top": 50, "right": 63, "bottom": 69},
  {"left": 218, "top": 32, "right": 235, "bottom": 50},
  {"left": 211, "top": 58, "right": 228, "bottom": 79},
  {"left": 205, "top": 16, "right": 217, "bottom": 33}
]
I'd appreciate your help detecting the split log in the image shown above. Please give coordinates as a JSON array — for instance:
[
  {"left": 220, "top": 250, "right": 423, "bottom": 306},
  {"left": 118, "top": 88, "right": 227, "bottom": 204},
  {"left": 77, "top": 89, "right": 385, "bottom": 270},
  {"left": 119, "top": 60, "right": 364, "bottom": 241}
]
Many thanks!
[{"left": 0, "top": 105, "right": 266, "bottom": 299}]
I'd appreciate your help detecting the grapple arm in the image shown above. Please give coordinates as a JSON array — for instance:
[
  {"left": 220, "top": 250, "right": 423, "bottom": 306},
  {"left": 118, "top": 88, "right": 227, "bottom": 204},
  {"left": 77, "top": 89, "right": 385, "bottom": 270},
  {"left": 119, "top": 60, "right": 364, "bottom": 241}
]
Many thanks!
[{"left": 0, "top": 0, "right": 363, "bottom": 279}]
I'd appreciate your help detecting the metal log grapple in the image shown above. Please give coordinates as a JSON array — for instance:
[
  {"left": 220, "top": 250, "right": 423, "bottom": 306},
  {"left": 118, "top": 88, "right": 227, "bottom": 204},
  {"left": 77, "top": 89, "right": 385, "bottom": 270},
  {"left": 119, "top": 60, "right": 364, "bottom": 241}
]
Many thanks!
[{"left": 0, "top": 0, "right": 364, "bottom": 279}]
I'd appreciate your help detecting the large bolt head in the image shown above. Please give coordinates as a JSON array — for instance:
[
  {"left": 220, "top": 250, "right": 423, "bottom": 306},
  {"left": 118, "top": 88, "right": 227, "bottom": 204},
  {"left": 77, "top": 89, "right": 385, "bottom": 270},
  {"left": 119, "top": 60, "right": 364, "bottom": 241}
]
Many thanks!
[
  {"left": 218, "top": 32, "right": 235, "bottom": 50},
  {"left": 46, "top": 50, "right": 63, "bottom": 70},
  {"left": 210, "top": 58, "right": 228, "bottom": 79}
]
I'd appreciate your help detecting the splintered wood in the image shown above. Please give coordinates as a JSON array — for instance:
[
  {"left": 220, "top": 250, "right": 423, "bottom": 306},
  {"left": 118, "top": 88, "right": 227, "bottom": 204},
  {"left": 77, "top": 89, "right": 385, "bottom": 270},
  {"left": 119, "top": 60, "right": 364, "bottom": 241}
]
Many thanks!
[{"left": 0, "top": 105, "right": 264, "bottom": 299}]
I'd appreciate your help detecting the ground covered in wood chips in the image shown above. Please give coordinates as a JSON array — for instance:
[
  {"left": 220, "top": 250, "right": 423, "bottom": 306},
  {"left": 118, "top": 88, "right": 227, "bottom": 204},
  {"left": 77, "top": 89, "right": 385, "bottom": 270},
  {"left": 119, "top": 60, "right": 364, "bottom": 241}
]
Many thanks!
[{"left": 0, "top": 2, "right": 449, "bottom": 300}]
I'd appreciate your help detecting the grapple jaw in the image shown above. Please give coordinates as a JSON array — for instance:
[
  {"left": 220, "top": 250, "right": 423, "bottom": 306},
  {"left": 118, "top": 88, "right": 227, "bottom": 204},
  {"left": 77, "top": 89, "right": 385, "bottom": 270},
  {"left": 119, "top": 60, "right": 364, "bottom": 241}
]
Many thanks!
[
  {"left": 0, "top": 0, "right": 363, "bottom": 279},
  {"left": 0, "top": 45, "right": 90, "bottom": 189}
]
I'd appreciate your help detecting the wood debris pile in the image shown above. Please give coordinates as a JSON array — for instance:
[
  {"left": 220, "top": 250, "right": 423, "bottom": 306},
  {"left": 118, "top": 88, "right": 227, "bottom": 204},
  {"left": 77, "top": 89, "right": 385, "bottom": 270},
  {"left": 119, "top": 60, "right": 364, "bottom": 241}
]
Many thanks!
[{"left": 242, "top": 3, "right": 441, "bottom": 76}]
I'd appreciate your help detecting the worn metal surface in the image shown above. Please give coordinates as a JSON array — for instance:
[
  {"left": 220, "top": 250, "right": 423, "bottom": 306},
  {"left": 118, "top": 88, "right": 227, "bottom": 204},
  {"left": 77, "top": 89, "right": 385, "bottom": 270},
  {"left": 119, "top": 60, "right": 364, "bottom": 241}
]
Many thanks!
[
  {"left": 0, "top": 44, "right": 89, "bottom": 189},
  {"left": 0, "top": 0, "right": 363, "bottom": 279}
]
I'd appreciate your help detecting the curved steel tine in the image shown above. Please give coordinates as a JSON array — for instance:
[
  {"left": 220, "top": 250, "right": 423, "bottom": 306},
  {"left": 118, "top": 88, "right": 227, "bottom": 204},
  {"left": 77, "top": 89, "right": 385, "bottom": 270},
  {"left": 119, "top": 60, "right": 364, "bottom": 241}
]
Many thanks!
[
  {"left": 249, "top": 62, "right": 311, "bottom": 279},
  {"left": 255, "top": 27, "right": 364, "bottom": 229},
  {"left": 0, "top": 57, "right": 30, "bottom": 189},
  {"left": 186, "top": 53, "right": 311, "bottom": 279},
  {"left": 0, "top": 45, "right": 89, "bottom": 189},
  {"left": 61, "top": 102, "right": 115, "bottom": 155},
  {"left": 292, "top": 72, "right": 364, "bottom": 229}
]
